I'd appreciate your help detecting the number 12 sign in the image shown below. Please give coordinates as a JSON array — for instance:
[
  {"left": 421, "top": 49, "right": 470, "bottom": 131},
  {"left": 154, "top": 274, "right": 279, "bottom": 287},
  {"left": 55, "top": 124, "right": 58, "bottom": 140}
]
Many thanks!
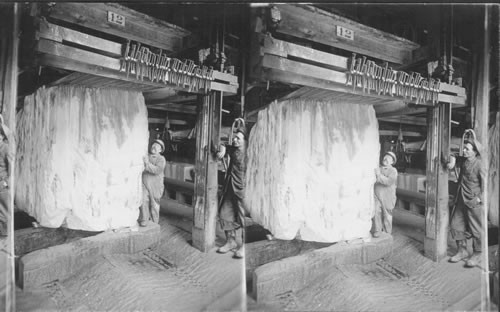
[
  {"left": 107, "top": 11, "right": 125, "bottom": 27},
  {"left": 336, "top": 26, "right": 354, "bottom": 41}
]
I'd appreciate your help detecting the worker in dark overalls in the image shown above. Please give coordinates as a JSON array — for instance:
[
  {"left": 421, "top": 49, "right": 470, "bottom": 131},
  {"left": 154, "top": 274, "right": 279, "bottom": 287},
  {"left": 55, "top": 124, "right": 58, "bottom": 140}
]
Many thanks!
[
  {"left": 216, "top": 129, "right": 247, "bottom": 259},
  {"left": 139, "top": 139, "right": 166, "bottom": 227},
  {"left": 0, "top": 115, "right": 13, "bottom": 237},
  {"left": 447, "top": 138, "right": 485, "bottom": 267}
]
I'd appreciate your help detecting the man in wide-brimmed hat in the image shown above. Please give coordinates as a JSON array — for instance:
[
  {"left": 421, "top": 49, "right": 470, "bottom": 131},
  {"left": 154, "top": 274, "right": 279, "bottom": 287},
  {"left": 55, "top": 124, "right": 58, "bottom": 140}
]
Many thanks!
[
  {"left": 447, "top": 136, "right": 486, "bottom": 267},
  {"left": 139, "top": 139, "right": 166, "bottom": 227},
  {"left": 372, "top": 151, "right": 398, "bottom": 238}
]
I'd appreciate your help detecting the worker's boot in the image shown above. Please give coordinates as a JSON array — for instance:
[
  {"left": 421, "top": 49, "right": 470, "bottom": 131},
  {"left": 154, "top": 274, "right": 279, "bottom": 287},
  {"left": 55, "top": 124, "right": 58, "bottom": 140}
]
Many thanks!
[
  {"left": 217, "top": 230, "right": 237, "bottom": 254},
  {"left": 465, "top": 252, "right": 481, "bottom": 268},
  {"left": 449, "top": 240, "right": 469, "bottom": 263},
  {"left": 233, "top": 246, "right": 244, "bottom": 259}
]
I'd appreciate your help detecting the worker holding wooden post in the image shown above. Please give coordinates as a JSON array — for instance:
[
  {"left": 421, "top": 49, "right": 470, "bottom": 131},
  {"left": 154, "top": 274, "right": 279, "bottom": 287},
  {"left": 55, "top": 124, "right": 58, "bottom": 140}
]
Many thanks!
[
  {"left": 447, "top": 133, "right": 485, "bottom": 267},
  {"left": 372, "top": 151, "right": 398, "bottom": 237},
  {"left": 215, "top": 128, "right": 247, "bottom": 259},
  {"left": 139, "top": 139, "right": 166, "bottom": 227}
]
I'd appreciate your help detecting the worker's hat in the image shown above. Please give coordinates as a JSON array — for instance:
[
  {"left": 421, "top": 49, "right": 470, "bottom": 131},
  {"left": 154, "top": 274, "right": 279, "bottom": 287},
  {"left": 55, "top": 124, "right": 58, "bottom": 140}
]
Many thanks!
[
  {"left": 234, "top": 127, "right": 247, "bottom": 139},
  {"left": 153, "top": 139, "right": 165, "bottom": 153},
  {"left": 384, "top": 151, "right": 397, "bottom": 164},
  {"left": 464, "top": 139, "right": 482, "bottom": 156}
]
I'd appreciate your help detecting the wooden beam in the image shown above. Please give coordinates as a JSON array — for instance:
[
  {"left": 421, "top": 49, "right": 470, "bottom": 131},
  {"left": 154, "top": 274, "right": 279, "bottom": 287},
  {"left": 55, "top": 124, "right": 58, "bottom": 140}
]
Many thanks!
[
  {"left": 37, "top": 38, "right": 121, "bottom": 70},
  {"left": 260, "top": 54, "right": 466, "bottom": 107},
  {"left": 378, "top": 116, "right": 427, "bottom": 126},
  {"left": 263, "top": 54, "right": 345, "bottom": 85},
  {"left": 424, "top": 104, "right": 450, "bottom": 261},
  {"left": 147, "top": 103, "right": 197, "bottom": 115},
  {"left": 274, "top": 4, "right": 419, "bottom": 64},
  {"left": 43, "top": 2, "right": 189, "bottom": 53},
  {"left": 192, "top": 92, "right": 221, "bottom": 252},
  {"left": 145, "top": 93, "right": 198, "bottom": 103},
  {"left": 37, "top": 52, "right": 235, "bottom": 94},
  {"left": 259, "top": 33, "right": 348, "bottom": 71},
  {"left": 376, "top": 107, "right": 427, "bottom": 118},
  {"left": 37, "top": 21, "right": 122, "bottom": 57},
  {"left": 379, "top": 130, "right": 423, "bottom": 137},
  {"left": 148, "top": 118, "right": 166, "bottom": 124},
  {"left": 246, "top": 239, "right": 332, "bottom": 282}
]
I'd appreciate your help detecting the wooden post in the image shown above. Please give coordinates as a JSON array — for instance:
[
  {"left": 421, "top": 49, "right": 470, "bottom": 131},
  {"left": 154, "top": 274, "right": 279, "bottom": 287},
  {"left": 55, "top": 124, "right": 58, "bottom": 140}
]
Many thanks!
[
  {"left": 0, "top": 4, "right": 19, "bottom": 312},
  {"left": 424, "top": 103, "right": 450, "bottom": 262},
  {"left": 473, "top": 5, "right": 491, "bottom": 311},
  {"left": 192, "top": 91, "right": 221, "bottom": 252}
]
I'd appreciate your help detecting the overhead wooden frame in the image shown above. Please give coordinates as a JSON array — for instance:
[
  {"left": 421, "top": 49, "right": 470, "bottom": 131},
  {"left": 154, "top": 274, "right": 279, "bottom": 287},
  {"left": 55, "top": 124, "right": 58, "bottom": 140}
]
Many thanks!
[
  {"left": 249, "top": 33, "right": 466, "bottom": 108},
  {"left": 272, "top": 4, "right": 420, "bottom": 65},
  {"left": 32, "top": 4, "right": 238, "bottom": 95},
  {"left": 39, "top": 2, "right": 192, "bottom": 54}
]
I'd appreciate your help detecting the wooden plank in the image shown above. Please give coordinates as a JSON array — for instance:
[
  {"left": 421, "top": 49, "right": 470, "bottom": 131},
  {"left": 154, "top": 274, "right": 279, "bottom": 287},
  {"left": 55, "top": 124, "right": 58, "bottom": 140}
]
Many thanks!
[
  {"left": 14, "top": 227, "right": 97, "bottom": 257},
  {"left": 210, "top": 81, "right": 238, "bottom": 94},
  {"left": 260, "top": 33, "right": 348, "bottom": 70},
  {"left": 38, "top": 21, "right": 122, "bottom": 57},
  {"left": 263, "top": 54, "right": 345, "bottom": 85},
  {"left": 378, "top": 116, "right": 427, "bottom": 126},
  {"left": 144, "top": 92, "right": 196, "bottom": 102},
  {"left": 376, "top": 106, "right": 427, "bottom": 118},
  {"left": 256, "top": 52, "right": 465, "bottom": 107},
  {"left": 438, "top": 93, "right": 466, "bottom": 106},
  {"left": 44, "top": 2, "right": 189, "bottom": 52},
  {"left": 424, "top": 104, "right": 450, "bottom": 261},
  {"left": 148, "top": 118, "right": 166, "bottom": 124},
  {"left": 212, "top": 70, "right": 238, "bottom": 84},
  {"left": 379, "top": 130, "right": 423, "bottom": 137},
  {"left": 439, "top": 82, "right": 466, "bottom": 97},
  {"left": 147, "top": 103, "right": 197, "bottom": 115},
  {"left": 37, "top": 38, "right": 121, "bottom": 70},
  {"left": 274, "top": 4, "right": 418, "bottom": 64},
  {"left": 246, "top": 239, "right": 332, "bottom": 282},
  {"left": 37, "top": 52, "right": 232, "bottom": 94}
]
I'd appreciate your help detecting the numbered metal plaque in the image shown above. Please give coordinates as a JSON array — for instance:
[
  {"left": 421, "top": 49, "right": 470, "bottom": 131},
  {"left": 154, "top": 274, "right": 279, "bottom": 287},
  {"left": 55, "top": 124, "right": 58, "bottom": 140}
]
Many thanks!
[
  {"left": 107, "top": 11, "right": 125, "bottom": 26},
  {"left": 336, "top": 25, "right": 354, "bottom": 40}
]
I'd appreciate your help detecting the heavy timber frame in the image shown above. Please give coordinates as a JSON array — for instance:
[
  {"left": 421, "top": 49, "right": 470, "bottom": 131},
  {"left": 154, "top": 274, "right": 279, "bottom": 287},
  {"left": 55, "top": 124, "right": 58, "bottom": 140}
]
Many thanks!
[
  {"left": 25, "top": 3, "right": 238, "bottom": 252},
  {"left": 249, "top": 4, "right": 468, "bottom": 262}
]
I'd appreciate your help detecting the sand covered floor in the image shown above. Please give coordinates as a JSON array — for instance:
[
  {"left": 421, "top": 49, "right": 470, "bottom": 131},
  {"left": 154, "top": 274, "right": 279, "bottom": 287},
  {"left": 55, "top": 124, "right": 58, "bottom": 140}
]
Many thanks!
[
  {"left": 16, "top": 213, "right": 245, "bottom": 312},
  {"left": 248, "top": 215, "right": 495, "bottom": 311}
]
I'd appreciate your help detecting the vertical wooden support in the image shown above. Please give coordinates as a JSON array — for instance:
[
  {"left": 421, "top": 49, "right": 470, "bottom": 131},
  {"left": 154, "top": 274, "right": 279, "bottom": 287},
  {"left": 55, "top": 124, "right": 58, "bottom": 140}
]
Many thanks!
[
  {"left": 424, "top": 103, "right": 450, "bottom": 262},
  {"left": 0, "top": 4, "right": 19, "bottom": 312},
  {"left": 192, "top": 91, "right": 222, "bottom": 252},
  {"left": 473, "top": 5, "right": 491, "bottom": 311}
]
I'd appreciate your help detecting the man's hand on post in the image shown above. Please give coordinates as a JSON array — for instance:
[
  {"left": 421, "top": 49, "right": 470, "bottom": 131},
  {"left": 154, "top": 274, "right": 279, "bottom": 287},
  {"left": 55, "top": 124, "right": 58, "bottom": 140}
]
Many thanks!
[
  {"left": 217, "top": 145, "right": 226, "bottom": 159},
  {"left": 446, "top": 155, "right": 456, "bottom": 170}
]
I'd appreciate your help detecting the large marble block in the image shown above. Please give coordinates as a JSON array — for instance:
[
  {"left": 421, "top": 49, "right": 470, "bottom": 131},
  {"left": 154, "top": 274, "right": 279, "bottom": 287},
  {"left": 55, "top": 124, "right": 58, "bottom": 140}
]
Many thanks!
[
  {"left": 15, "top": 86, "right": 148, "bottom": 231},
  {"left": 246, "top": 99, "right": 380, "bottom": 243}
]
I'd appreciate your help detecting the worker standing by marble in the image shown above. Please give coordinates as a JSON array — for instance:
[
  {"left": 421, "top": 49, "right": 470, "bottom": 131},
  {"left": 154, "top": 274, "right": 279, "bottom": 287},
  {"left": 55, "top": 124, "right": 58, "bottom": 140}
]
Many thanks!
[
  {"left": 139, "top": 139, "right": 166, "bottom": 227},
  {"left": 447, "top": 137, "right": 486, "bottom": 267},
  {"left": 372, "top": 151, "right": 398, "bottom": 237},
  {"left": 216, "top": 129, "right": 247, "bottom": 259}
]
